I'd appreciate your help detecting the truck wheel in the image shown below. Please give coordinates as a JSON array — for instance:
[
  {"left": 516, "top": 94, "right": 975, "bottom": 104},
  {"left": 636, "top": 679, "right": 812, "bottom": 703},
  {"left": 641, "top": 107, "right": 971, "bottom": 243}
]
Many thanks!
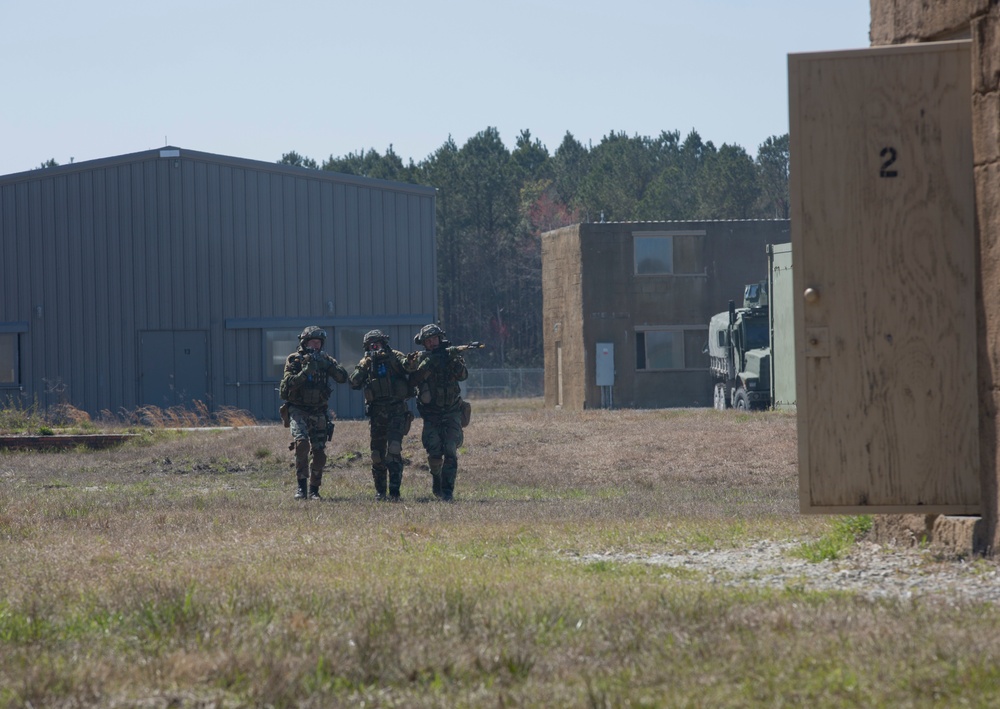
[
  {"left": 734, "top": 388, "right": 750, "bottom": 410},
  {"left": 714, "top": 383, "right": 728, "bottom": 410}
]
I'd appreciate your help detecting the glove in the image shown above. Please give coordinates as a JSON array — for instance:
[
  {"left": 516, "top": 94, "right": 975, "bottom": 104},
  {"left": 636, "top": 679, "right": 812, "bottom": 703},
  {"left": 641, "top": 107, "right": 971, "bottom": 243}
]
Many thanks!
[{"left": 301, "top": 354, "right": 319, "bottom": 375}]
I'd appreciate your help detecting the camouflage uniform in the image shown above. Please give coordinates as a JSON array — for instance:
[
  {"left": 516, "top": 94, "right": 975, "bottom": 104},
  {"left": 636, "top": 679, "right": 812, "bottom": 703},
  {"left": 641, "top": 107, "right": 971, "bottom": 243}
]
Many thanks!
[
  {"left": 349, "top": 330, "right": 413, "bottom": 501},
  {"left": 406, "top": 324, "right": 468, "bottom": 501},
  {"left": 279, "top": 326, "right": 348, "bottom": 500}
]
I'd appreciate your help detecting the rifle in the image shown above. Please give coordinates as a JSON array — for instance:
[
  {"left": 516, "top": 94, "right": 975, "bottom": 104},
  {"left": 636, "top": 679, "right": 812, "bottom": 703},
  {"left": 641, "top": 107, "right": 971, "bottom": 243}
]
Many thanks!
[{"left": 406, "top": 341, "right": 486, "bottom": 365}]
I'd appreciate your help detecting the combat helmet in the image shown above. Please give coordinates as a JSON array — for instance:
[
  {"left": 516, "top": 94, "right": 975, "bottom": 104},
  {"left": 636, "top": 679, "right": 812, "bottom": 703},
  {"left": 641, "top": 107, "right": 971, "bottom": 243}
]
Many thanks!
[
  {"left": 299, "top": 326, "right": 327, "bottom": 345},
  {"left": 414, "top": 323, "right": 446, "bottom": 345},
  {"left": 363, "top": 329, "right": 390, "bottom": 350}
]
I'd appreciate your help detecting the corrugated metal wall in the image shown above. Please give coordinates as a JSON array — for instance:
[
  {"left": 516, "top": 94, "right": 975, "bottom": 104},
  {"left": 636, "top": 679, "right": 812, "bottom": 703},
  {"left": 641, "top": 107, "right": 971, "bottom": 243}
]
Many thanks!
[{"left": 0, "top": 147, "right": 436, "bottom": 420}]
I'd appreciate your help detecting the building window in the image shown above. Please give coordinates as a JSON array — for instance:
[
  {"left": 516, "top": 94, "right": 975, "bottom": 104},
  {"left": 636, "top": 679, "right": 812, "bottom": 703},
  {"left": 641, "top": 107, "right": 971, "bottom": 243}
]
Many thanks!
[
  {"left": 636, "top": 328, "right": 707, "bottom": 370},
  {"left": 265, "top": 329, "right": 302, "bottom": 380},
  {"left": 0, "top": 333, "right": 17, "bottom": 385},
  {"left": 634, "top": 235, "right": 673, "bottom": 275}
]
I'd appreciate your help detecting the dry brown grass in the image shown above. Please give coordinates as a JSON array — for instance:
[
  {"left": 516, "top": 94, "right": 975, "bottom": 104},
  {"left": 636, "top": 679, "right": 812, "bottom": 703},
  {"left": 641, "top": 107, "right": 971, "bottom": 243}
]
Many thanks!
[{"left": 2, "top": 402, "right": 999, "bottom": 707}]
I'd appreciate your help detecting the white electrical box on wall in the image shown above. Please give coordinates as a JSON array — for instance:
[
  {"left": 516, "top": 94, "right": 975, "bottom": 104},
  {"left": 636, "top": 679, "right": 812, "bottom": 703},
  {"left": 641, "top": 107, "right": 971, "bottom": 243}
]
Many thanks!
[{"left": 595, "top": 342, "right": 614, "bottom": 386}]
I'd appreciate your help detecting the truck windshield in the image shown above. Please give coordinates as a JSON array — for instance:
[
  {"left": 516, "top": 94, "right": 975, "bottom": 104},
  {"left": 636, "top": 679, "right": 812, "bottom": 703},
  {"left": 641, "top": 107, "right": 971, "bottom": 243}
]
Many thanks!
[{"left": 744, "top": 319, "right": 769, "bottom": 350}]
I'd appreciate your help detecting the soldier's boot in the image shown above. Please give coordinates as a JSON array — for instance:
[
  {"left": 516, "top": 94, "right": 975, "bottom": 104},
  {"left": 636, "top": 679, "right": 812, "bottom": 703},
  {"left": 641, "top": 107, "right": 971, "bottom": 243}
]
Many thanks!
[
  {"left": 309, "top": 451, "right": 326, "bottom": 500},
  {"left": 295, "top": 478, "right": 308, "bottom": 500},
  {"left": 308, "top": 472, "right": 323, "bottom": 500},
  {"left": 441, "top": 459, "right": 458, "bottom": 502},
  {"left": 428, "top": 457, "right": 444, "bottom": 499},
  {"left": 388, "top": 462, "right": 403, "bottom": 502},
  {"left": 372, "top": 467, "right": 388, "bottom": 501}
]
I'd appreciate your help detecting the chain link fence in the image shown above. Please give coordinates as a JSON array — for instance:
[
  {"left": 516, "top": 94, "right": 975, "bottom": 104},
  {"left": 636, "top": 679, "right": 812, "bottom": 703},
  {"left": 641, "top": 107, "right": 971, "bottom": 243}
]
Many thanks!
[{"left": 462, "top": 368, "right": 544, "bottom": 399}]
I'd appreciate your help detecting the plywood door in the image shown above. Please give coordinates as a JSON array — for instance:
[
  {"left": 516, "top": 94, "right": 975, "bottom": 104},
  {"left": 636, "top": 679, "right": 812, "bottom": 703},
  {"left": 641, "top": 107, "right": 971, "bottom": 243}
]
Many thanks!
[{"left": 789, "top": 41, "right": 978, "bottom": 514}]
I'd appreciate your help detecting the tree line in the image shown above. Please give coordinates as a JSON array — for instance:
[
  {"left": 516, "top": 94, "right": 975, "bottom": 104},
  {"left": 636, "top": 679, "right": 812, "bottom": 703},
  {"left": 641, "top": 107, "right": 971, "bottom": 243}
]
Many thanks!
[{"left": 281, "top": 128, "right": 789, "bottom": 368}]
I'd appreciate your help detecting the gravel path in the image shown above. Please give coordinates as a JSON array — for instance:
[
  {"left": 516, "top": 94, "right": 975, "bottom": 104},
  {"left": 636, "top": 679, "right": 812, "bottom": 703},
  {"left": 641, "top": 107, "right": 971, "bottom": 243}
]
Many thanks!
[{"left": 583, "top": 541, "right": 1000, "bottom": 603}]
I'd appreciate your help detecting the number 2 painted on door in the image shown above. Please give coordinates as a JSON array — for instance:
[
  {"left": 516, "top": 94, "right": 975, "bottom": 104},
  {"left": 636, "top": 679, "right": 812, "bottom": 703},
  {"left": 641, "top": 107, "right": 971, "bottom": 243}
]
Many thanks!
[{"left": 879, "top": 147, "right": 898, "bottom": 178}]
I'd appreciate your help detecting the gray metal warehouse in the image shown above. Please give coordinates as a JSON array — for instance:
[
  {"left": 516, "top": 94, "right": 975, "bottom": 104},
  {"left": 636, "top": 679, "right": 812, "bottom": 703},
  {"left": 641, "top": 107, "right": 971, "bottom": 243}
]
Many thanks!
[{"left": 0, "top": 146, "right": 437, "bottom": 421}]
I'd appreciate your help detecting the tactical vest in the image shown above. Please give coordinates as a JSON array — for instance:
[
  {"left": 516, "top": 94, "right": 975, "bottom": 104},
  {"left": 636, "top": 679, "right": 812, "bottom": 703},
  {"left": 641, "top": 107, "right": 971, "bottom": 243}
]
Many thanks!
[
  {"left": 364, "top": 352, "right": 411, "bottom": 403},
  {"left": 282, "top": 353, "right": 333, "bottom": 407},
  {"left": 418, "top": 352, "right": 462, "bottom": 408}
]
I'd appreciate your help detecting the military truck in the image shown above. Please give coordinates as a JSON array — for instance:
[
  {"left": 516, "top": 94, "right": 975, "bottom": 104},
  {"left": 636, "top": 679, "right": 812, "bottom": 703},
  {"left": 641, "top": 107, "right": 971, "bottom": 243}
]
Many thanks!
[
  {"left": 708, "top": 282, "right": 772, "bottom": 410},
  {"left": 708, "top": 242, "right": 795, "bottom": 411}
]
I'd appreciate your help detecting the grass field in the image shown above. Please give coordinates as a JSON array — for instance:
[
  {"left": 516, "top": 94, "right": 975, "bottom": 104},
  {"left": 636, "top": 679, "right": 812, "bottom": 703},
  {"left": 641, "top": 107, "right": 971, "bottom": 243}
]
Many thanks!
[{"left": 2, "top": 402, "right": 1000, "bottom": 707}]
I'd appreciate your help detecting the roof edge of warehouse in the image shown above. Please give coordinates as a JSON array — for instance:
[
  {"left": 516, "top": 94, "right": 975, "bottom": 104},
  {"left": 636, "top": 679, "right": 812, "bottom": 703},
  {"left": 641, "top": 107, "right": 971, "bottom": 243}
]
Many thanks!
[{"left": 0, "top": 146, "right": 435, "bottom": 195}]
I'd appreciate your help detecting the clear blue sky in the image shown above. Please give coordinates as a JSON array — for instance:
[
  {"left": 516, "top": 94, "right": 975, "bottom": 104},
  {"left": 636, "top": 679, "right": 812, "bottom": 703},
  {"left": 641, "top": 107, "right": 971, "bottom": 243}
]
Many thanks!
[{"left": 2, "top": 0, "right": 870, "bottom": 176}]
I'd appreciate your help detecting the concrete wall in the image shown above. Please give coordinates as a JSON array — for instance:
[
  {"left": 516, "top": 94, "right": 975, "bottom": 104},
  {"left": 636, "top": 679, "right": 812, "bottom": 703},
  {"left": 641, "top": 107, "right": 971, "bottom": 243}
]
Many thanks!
[
  {"left": 870, "top": 0, "right": 1000, "bottom": 551},
  {"left": 541, "top": 225, "right": 586, "bottom": 409},
  {"left": 542, "top": 220, "right": 790, "bottom": 410}
]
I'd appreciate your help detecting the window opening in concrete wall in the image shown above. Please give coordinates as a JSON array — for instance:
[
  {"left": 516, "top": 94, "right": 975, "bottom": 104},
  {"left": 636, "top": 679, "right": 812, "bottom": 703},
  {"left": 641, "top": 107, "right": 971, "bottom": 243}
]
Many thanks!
[
  {"left": 634, "top": 236, "right": 673, "bottom": 274},
  {"left": 636, "top": 328, "right": 708, "bottom": 370}
]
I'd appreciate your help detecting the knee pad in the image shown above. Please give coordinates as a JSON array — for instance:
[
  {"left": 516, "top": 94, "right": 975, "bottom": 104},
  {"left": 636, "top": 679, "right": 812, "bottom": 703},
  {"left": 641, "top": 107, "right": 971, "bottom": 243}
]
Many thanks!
[
  {"left": 370, "top": 450, "right": 383, "bottom": 464},
  {"left": 295, "top": 439, "right": 310, "bottom": 456},
  {"left": 312, "top": 449, "right": 327, "bottom": 468},
  {"left": 388, "top": 440, "right": 402, "bottom": 456}
]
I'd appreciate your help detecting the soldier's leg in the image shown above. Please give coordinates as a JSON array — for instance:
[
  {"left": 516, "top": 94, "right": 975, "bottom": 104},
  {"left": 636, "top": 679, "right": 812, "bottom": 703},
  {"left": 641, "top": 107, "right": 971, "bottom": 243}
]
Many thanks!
[
  {"left": 309, "top": 446, "right": 327, "bottom": 499},
  {"left": 386, "top": 411, "right": 407, "bottom": 501},
  {"left": 422, "top": 419, "right": 445, "bottom": 499},
  {"left": 440, "top": 413, "right": 465, "bottom": 502},
  {"left": 289, "top": 412, "right": 311, "bottom": 499},
  {"left": 308, "top": 421, "right": 328, "bottom": 500},
  {"left": 370, "top": 417, "right": 389, "bottom": 500}
]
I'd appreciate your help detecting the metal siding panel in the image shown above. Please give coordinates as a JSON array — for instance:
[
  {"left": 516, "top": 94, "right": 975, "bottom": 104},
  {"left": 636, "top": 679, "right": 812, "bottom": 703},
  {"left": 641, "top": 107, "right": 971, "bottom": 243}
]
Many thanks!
[
  {"left": 167, "top": 156, "right": 186, "bottom": 328},
  {"left": 143, "top": 161, "right": 160, "bottom": 328},
  {"left": 193, "top": 162, "right": 211, "bottom": 328},
  {"left": 81, "top": 170, "right": 111, "bottom": 411},
  {"left": 346, "top": 185, "right": 360, "bottom": 314},
  {"left": 51, "top": 176, "right": 71, "bottom": 407},
  {"left": 220, "top": 165, "right": 235, "bottom": 322},
  {"left": 308, "top": 179, "right": 323, "bottom": 315},
  {"left": 220, "top": 165, "right": 238, "bottom": 410},
  {"left": 233, "top": 168, "right": 249, "bottom": 319},
  {"left": 245, "top": 170, "right": 261, "bottom": 320},
  {"left": 66, "top": 173, "right": 86, "bottom": 408},
  {"left": 118, "top": 166, "right": 137, "bottom": 407},
  {"left": 207, "top": 163, "right": 224, "bottom": 407},
  {"left": 104, "top": 168, "right": 124, "bottom": 411},
  {"left": 398, "top": 195, "right": 413, "bottom": 314},
  {"left": 319, "top": 182, "right": 335, "bottom": 315},
  {"left": 296, "top": 177, "right": 311, "bottom": 311},
  {"left": 285, "top": 176, "right": 303, "bottom": 314},
  {"left": 271, "top": 174, "right": 287, "bottom": 317},
  {"left": 257, "top": 172, "right": 274, "bottom": 315},
  {"left": 421, "top": 196, "right": 436, "bottom": 316},
  {"left": 372, "top": 189, "right": 386, "bottom": 314},
  {"left": 156, "top": 160, "right": 174, "bottom": 329},
  {"left": 334, "top": 184, "right": 349, "bottom": 316},
  {"left": 358, "top": 188, "right": 372, "bottom": 314}
]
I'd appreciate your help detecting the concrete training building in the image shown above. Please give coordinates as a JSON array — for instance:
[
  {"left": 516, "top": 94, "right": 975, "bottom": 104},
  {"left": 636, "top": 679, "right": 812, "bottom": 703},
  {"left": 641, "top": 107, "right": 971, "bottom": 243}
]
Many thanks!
[{"left": 541, "top": 220, "right": 790, "bottom": 410}]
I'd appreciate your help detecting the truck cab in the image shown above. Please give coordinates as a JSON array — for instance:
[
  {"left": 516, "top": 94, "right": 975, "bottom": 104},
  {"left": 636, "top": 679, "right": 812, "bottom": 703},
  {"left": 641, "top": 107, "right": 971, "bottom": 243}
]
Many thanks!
[{"left": 708, "top": 282, "right": 772, "bottom": 410}]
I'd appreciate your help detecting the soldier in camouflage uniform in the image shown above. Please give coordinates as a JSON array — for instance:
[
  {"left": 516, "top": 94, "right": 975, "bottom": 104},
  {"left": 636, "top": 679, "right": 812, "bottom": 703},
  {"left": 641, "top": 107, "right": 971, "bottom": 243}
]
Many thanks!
[
  {"left": 279, "top": 326, "right": 348, "bottom": 500},
  {"left": 349, "top": 330, "right": 413, "bottom": 501},
  {"left": 406, "top": 324, "right": 469, "bottom": 501}
]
